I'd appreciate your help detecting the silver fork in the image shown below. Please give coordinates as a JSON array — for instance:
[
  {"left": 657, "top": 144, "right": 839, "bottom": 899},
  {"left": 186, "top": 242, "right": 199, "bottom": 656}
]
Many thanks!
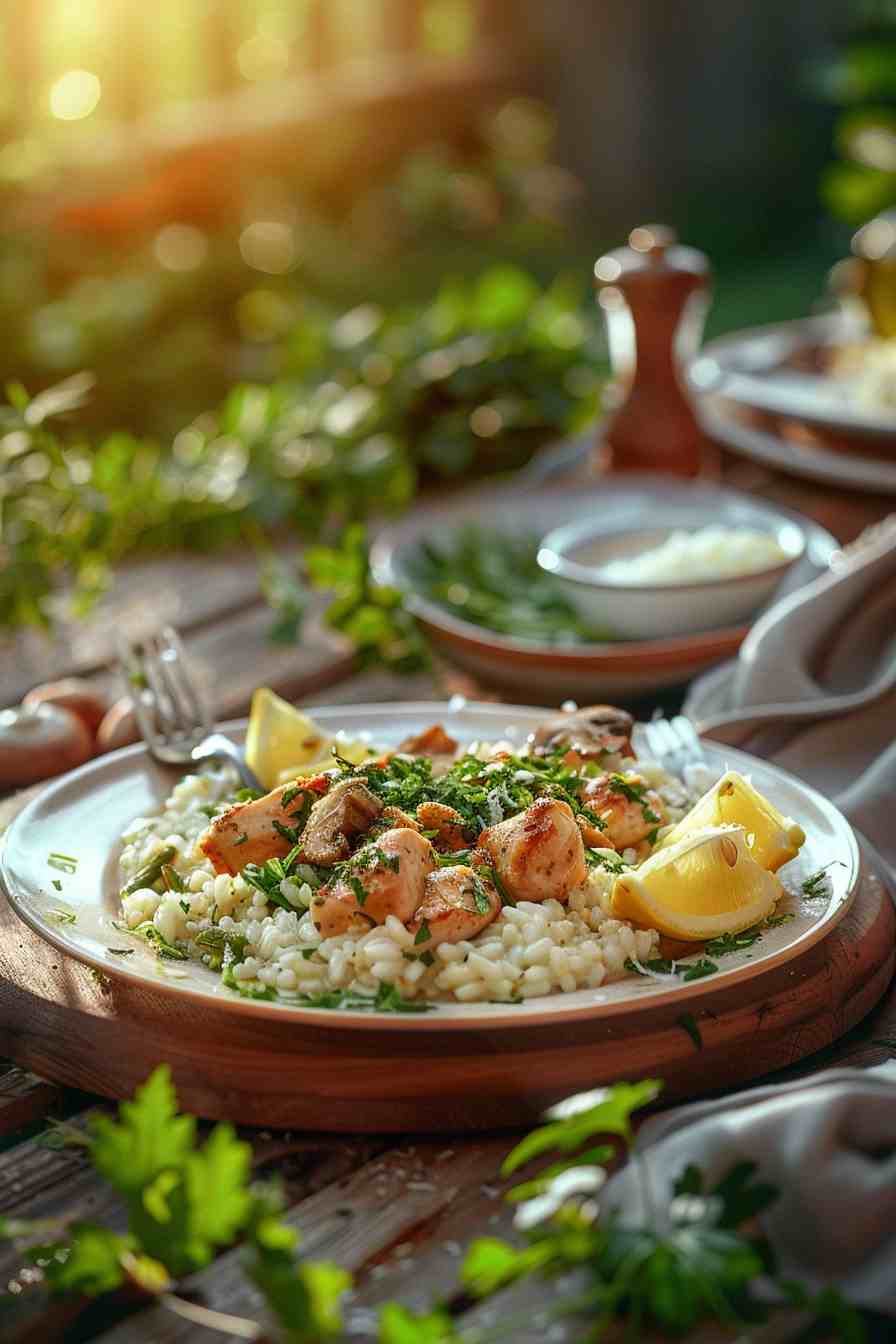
[
  {"left": 636, "top": 715, "right": 706, "bottom": 775},
  {"left": 118, "top": 626, "right": 262, "bottom": 791}
]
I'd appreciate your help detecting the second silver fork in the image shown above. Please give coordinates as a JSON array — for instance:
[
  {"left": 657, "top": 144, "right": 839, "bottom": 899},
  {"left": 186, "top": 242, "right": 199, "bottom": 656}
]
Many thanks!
[{"left": 119, "top": 627, "right": 262, "bottom": 791}]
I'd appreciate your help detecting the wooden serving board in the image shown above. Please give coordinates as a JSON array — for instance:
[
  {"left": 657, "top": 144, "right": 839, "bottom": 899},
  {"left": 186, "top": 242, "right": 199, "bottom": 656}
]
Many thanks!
[{"left": 1, "top": 771, "right": 892, "bottom": 1131}]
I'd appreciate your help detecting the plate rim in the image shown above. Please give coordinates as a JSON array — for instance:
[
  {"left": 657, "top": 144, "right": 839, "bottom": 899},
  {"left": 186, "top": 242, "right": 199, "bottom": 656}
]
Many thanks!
[{"left": 1, "top": 701, "right": 861, "bottom": 1033}]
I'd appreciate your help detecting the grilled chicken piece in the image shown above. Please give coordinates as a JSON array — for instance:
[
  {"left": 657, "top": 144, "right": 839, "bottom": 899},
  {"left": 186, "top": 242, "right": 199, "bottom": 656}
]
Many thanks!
[
  {"left": 529, "top": 705, "right": 634, "bottom": 767},
  {"left": 407, "top": 865, "right": 500, "bottom": 947},
  {"left": 479, "top": 798, "right": 587, "bottom": 904},
  {"left": 199, "top": 774, "right": 330, "bottom": 875},
  {"left": 415, "top": 801, "right": 470, "bottom": 853},
  {"left": 301, "top": 778, "right": 383, "bottom": 866},
  {"left": 310, "top": 827, "right": 437, "bottom": 939},
  {"left": 397, "top": 724, "right": 458, "bottom": 757},
  {"left": 580, "top": 771, "right": 665, "bottom": 852}
]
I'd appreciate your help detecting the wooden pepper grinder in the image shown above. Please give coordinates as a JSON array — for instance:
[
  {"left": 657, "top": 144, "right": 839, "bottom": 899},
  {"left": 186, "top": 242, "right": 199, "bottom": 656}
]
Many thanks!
[{"left": 594, "top": 224, "right": 712, "bottom": 476}]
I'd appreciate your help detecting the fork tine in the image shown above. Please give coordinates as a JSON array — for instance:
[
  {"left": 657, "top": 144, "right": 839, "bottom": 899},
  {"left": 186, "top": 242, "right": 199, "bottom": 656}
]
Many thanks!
[
  {"left": 159, "top": 626, "right": 210, "bottom": 736},
  {"left": 151, "top": 630, "right": 207, "bottom": 745},
  {"left": 671, "top": 715, "right": 705, "bottom": 765},
  {"left": 141, "top": 634, "right": 185, "bottom": 745},
  {"left": 117, "top": 634, "right": 164, "bottom": 749}
]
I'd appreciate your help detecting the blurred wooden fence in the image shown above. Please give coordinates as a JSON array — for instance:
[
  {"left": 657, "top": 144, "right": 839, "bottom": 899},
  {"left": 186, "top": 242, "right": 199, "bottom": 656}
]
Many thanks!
[{"left": 3, "top": 0, "right": 528, "bottom": 236}]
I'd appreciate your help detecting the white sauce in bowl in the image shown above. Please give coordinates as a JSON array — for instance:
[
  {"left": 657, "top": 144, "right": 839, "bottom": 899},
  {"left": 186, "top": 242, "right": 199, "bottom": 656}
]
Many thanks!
[{"left": 596, "top": 526, "right": 788, "bottom": 586}]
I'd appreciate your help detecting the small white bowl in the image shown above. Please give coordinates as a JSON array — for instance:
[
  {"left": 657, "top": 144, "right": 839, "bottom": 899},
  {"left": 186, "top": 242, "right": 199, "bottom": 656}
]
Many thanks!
[{"left": 537, "top": 516, "right": 806, "bottom": 641}]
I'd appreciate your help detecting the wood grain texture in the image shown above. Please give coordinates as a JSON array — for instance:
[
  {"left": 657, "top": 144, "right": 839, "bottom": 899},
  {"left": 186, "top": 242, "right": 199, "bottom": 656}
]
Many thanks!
[{"left": 0, "top": 830, "right": 892, "bottom": 1132}]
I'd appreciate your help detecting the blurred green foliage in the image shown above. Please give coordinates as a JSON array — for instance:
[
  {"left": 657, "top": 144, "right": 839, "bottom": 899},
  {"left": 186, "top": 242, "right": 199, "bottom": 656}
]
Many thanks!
[
  {"left": 0, "top": 266, "right": 603, "bottom": 634},
  {"left": 816, "top": 5, "right": 896, "bottom": 223}
]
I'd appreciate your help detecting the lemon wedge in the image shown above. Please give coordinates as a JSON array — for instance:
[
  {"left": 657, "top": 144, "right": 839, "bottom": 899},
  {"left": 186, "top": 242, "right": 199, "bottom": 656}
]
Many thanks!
[
  {"left": 611, "top": 825, "right": 781, "bottom": 940},
  {"left": 655, "top": 771, "right": 805, "bottom": 873},
  {"left": 245, "top": 688, "right": 334, "bottom": 790}
]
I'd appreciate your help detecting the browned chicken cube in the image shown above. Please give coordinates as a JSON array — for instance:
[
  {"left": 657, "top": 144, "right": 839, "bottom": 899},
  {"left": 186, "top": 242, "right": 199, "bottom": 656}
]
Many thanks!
[
  {"left": 310, "top": 828, "right": 437, "bottom": 938},
  {"left": 479, "top": 798, "right": 587, "bottom": 904},
  {"left": 580, "top": 771, "right": 665, "bottom": 852},
  {"left": 407, "top": 865, "right": 500, "bottom": 947},
  {"left": 199, "top": 774, "right": 330, "bottom": 875}
]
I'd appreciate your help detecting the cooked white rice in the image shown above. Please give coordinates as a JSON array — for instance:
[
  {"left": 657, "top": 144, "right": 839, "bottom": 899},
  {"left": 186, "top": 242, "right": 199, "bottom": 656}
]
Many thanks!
[{"left": 117, "top": 752, "right": 706, "bottom": 1006}]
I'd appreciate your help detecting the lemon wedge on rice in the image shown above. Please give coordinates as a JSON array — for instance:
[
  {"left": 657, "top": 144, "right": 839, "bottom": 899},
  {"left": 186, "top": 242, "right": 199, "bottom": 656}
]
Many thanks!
[
  {"left": 245, "top": 688, "right": 374, "bottom": 789},
  {"left": 655, "top": 770, "right": 805, "bottom": 873},
  {"left": 611, "top": 825, "right": 781, "bottom": 941}
]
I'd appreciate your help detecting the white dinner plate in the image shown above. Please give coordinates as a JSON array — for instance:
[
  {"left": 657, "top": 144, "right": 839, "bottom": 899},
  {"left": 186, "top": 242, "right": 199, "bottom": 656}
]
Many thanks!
[{"left": 0, "top": 702, "right": 859, "bottom": 1031}]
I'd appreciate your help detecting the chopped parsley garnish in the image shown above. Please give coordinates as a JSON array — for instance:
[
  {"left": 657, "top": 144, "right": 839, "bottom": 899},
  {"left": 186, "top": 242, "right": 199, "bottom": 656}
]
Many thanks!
[
  {"left": 196, "top": 927, "right": 249, "bottom": 972},
  {"left": 585, "top": 849, "right": 628, "bottom": 875},
  {"left": 681, "top": 957, "right": 720, "bottom": 982},
  {"left": 178, "top": 899, "right": 190, "bottom": 914},
  {"left": 233, "top": 787, "right": 262, "bottom": 802},
  {"left": 348, "top": 875, "right": 367, "bottom": 907},
  {"left": 107, "top": 947, "right": 134, "bottom": 955},
  {"left": 414, "top": 919, "right": 432, "bottom": 944},
  {"left": 476, "top": 863, "right": 514, "bottom": 907},
  {"left": 48, "top": 852, "right": 78, "bottom": 874},
  {"left": 625, "top": 955, "right": 719, "bottom": 982},
  {"left": 764, "top": 912, "right": 795, "bottom": 928},
  {"left": 332, "top": 748, "right": 605, "bottom": 835},
  {"left": 49, "top": 908, "right": 77, "bottom": 924},
  {"left": 802, "top": 862, "right": 846, "bottom": 898},
  {"left": 131, "top": 922, "right": 189, "bottom": 960},
  {"left": 51, "top": 878, "right": 62, "bottom": 891},
  {"left": 419, "top": 950, "right": 435, "bottom": 967},
  {"left": 704, "top": 927, "right": 764, "bottom": 956},
  {"left": 286, "top": 981, "right": 433, "bottom": 1013},
  {"left": 271, "top": 818, "right": 301, "bottom": 847},
  {"left": 234, "top": 832, "right": 249, "bottom": 847},
  {"left": 281, "top": 783, "right": 303, "bottom": 808},
  {"left": 241, "top": 845, "right": 303, "bottom": 909},
  {"left": 607, "top": 773, "right": 661, "bottom": 824}
]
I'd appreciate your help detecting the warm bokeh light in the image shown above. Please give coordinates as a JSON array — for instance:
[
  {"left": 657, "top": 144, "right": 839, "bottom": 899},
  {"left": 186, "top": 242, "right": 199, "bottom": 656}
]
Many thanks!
[
  {"left": 154, "top": 223, "right": 209, "bottom": 271},
  {"left": 49, "top": 69, "right": 102, "bottom": 121},
  {"left": 239, "top": 221, "right": 297, "bottom": 274},
  {"left": 237, "top": 33, "right": 290, "bottom": 82}
]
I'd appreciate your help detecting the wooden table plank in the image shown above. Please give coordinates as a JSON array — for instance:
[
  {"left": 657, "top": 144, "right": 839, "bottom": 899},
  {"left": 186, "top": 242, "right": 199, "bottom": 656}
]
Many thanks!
[
  {"left": 0, "top": 1070, "right": 63, "bottom": 1141},
  {"left": 90, "top": 1138, "right": 512, "bottom": 1343}
]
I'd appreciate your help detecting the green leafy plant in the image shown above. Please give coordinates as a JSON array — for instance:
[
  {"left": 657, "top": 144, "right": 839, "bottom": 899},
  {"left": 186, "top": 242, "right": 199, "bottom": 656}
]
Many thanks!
[
  {"left": 1, "top": 1068, "right": 866, "bottom": 1342},
  {"left": 815, "top": 7, "right": 896, "bottom": 223},
  {"left": 0, "top": 265, "right": 602, "bottom": 641}
]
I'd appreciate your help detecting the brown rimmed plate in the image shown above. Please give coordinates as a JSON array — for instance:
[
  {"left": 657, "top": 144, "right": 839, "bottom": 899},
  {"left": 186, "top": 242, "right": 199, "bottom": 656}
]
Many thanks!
[{"left": 371, "top": 479, "right": 838, "bottom": 700}]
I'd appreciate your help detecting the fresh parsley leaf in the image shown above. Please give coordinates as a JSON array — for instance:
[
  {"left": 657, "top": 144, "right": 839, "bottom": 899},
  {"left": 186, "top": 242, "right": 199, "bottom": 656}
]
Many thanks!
[
  {"left": 681, "top": 958, "right": 719, "bottom": 982},
  {"left": 414, "top": 919, "right": 432, "bottom": 944},
  {"left": 379, "top": 1303, "right": 460, "bottom": 1343},
  {"left": 502, "top": 1079, "right": 661, "bottom": 1175},
  {"left": 704, "top": 928, "right": 763, "bottom": 956},
  {"left": 89, "top": 1066, "right": 195, "bottom": 1199},
  {"left": 37, "top": 1223, "right": 132, "bottom": 1296}
]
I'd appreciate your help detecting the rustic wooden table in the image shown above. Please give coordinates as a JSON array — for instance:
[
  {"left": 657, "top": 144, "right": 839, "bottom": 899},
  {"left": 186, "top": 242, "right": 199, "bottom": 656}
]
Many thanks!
[{"left": 2, "top": 454, "right": 894, "bottom": 1343}]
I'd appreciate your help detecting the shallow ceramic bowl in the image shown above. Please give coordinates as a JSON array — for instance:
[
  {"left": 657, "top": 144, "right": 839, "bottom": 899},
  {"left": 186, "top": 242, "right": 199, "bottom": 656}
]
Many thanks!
[
  {"left": 371, "top": 478, "right": 834, "bottom": 701},
  {"left": 537, "top": 515, "right": 805, "bottom": 641}
]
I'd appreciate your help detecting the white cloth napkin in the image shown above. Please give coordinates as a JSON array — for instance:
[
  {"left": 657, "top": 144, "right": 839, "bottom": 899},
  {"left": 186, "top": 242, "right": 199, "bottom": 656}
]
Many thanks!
[
  {"left": 685, "top": 519, "right": 896, "bottom": 870},
  {"left": 603, "top": 1064, "right": 896, "bottom": 1317}
]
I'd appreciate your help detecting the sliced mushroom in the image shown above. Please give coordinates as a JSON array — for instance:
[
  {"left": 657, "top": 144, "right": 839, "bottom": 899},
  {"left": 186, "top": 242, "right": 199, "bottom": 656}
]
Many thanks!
[
  {"left": 301, "top": 777, "right": 383, "bottom": 865},
  {"left": 529, "top": 705, "right": 634, "bottom": 764}
]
